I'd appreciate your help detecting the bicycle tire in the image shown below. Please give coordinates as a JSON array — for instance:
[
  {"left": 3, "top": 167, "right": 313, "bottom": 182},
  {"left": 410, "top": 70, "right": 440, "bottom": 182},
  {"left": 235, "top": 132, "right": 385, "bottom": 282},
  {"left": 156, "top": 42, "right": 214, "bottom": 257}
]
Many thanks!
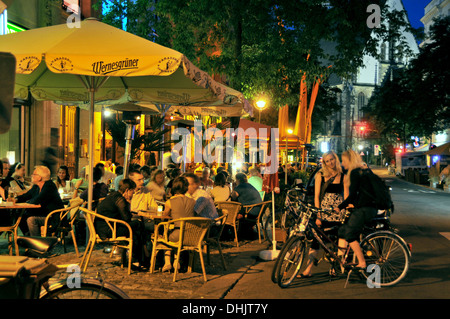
[
  {"left": 271, "top": 235, "right": 297, "bottom": 283},
  {"left": 40, "top": 278, "right": 130, "bottom": 299},
  {"left": 275, "top": 236, "right": 307, "bottom": 288},
  {"left": 359, "top": 231, "right": 410, "bottom": 287}
]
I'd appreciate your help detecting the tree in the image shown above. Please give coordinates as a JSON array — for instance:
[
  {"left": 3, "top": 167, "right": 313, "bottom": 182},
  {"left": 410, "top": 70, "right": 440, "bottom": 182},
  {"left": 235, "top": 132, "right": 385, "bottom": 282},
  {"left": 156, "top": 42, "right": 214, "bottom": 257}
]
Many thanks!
[
  {"left": 407, "top": 16, "right": 450, "bottom": 133},
  {"left": 95, "top": 0, "right": 417, "bottom": 166},
  {"left": 365, "top": 16, "right": 450, "bottom": 149}
]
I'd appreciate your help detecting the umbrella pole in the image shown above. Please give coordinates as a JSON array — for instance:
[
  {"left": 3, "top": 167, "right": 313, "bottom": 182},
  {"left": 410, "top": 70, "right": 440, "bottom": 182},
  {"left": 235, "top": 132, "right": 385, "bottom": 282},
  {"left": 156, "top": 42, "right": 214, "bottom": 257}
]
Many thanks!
[
  {"left": 87, "top": 82, "right": 95, "bottom": 211},
  {"left": 259, "top": 190, "right": 279, "bottom": 261},
  {"left": 123, "top": 123, "right": 134, "bottom": 178},
  {"left": 272, "top": 190, "right": 277, "bottom": 252}
]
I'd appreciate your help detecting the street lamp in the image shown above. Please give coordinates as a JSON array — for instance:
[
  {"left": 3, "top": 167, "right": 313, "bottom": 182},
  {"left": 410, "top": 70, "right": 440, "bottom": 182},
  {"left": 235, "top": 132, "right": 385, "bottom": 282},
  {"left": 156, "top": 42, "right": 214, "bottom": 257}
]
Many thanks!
[{"left": 256, "top": 99, "right": 266, "bottom": 123}]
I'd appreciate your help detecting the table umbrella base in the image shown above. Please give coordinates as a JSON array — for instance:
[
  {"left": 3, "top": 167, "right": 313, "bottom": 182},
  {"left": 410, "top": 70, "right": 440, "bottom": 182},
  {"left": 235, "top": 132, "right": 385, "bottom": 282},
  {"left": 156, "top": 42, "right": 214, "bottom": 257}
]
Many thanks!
[{"left": 259, "top": 249, "right": 280, "bottom": 261}]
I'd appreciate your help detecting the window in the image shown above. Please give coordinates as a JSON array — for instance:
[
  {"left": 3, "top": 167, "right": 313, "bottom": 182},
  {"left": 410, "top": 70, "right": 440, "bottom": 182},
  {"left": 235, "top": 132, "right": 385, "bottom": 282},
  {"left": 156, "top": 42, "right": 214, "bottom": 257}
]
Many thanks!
[{"left": 357, "top": 92, "right": 366, "bottom": 120}]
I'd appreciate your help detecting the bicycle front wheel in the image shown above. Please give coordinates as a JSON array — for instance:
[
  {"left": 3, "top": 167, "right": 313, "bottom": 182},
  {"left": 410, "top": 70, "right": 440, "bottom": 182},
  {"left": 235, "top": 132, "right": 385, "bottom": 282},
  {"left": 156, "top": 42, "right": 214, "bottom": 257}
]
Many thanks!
[
  {"left": 40, "top": 279, "right": 130, "bottom": 299},
  {"left": 359, "top": 231, "right": 410, "bottom": 287},
  {"left": 275, "top": 236, "right": 307, "bottom": 288}
]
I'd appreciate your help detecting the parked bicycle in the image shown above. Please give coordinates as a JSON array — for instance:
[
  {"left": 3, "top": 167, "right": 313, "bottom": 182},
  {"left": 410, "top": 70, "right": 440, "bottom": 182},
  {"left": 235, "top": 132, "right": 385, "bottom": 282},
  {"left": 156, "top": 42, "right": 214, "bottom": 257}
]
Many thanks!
[
  {"left": 0, "top": 237, "right": 129, "bottom": 299},
  {"left": 272, "top": 200, "right": 411, "bottom": 288}
]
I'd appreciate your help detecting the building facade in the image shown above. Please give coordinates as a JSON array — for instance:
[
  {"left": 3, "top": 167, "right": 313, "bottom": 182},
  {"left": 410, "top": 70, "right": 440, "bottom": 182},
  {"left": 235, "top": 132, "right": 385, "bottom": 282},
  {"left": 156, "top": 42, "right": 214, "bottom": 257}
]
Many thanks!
[
  {"left": 0, "top": 0, "right": 102, "bottom": 177},
  {"left": 316, "top": 0, "right": 420, "bottom": 163}
]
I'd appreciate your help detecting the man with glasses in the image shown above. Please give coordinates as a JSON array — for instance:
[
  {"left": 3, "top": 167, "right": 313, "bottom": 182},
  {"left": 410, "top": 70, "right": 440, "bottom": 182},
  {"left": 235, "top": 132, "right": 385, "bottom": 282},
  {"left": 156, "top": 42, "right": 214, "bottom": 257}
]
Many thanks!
[
  {"left": 128, "top": 169, "right": 158, "bottom": 214},
  {"left": 96, "top": 178, "right": 150, "bottom": 270},
  {"left": 16, "top": 165, "right": 64, "bottom": 236}
]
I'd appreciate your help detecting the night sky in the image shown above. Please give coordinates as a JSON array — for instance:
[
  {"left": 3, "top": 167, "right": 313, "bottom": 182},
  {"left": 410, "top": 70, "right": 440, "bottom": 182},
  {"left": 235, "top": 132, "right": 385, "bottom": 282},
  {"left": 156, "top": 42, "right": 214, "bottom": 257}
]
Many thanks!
[{"left": 402, "top": 0, "right": 431, "bottom": 29}]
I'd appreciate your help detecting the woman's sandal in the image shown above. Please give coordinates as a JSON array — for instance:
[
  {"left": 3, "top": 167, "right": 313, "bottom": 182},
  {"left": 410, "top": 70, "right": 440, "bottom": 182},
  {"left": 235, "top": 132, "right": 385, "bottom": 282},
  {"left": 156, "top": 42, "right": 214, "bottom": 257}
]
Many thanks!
[{"left": 297, "top": 273, "right": 312, "bottom": 278}]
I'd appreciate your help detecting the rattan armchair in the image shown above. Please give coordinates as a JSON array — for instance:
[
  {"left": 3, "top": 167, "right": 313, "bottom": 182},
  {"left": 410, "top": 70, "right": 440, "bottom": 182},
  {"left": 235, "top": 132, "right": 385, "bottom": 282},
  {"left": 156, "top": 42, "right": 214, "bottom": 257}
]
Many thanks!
[
  {"left": 242, "top": 200, "right": 272, "bottom": 243},
  {"left": 204, "top": 212, "right": 228, "bottom": 270},
  {"left": 0, "top": 212, "right": 23, "bottom": 256},
  {"left": 150, "top": 217, "right": 212, "bottom": 282},
  {"left": 78, "top": 207, "right": 134, "bottom": 275},
  {"left": 43, "top": 199, "right": 84, "bottom": 257},
  {"left": 215, "top": 201, "right": 242, "bottom": 247}
]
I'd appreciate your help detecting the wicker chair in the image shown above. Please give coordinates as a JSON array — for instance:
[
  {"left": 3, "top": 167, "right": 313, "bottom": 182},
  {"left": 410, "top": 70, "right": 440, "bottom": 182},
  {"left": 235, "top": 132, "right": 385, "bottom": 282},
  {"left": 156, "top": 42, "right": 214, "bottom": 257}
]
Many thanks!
[
  {"left": 78, "top": 207, "right": 134, "bottom": 275},
  {"left": 0, "top": 211, "right": 24, "bottom": 256},
  {"left": 204, "top": 212, "right": 228, "bottom": 270},
  {"left": 242, "top": 200, "right": 272, "bottom": 243},
  {"left": 150, "top": 217, "right": 212, "bottom": 282},
  {"left": 43, "top": 198, "right": 84, "bottom": 257},
  {"left": 215, "top": 201, "right": 242, "bottom": 247}
]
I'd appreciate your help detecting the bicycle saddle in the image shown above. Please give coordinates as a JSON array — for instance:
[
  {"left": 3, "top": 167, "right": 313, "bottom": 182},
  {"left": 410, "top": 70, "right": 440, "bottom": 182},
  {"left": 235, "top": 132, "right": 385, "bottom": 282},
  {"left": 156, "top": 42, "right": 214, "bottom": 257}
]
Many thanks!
[{"left": 17, "top": 237, "right": 59, "bottom": 257}]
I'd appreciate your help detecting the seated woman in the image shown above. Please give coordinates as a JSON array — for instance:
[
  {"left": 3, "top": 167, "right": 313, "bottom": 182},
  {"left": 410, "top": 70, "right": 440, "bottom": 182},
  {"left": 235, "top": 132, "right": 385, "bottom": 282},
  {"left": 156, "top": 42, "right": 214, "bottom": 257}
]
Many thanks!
[
  {"left": 146, "top": 169, "right": 166, "bottom": 201},
  {"left": 161, "top": 176, "right": 196, "bottom": 272},
  {"left": 208, "top": 172, "right": 231, "bottom": 202},
  {"left": 96, "top": 179, "right": 149, "bottom": 269},
  {"left": 54, "top": 165, "right": 72, "bottom": 193},
  {"left": 8, "top": 162, "right": 31, "bottom": 196}
]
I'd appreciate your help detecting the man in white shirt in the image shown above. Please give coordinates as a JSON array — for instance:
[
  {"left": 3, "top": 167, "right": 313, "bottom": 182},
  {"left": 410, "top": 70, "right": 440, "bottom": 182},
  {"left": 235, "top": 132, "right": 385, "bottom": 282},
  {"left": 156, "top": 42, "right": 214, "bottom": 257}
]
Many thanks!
[
  {"left": 128, "top": 170, "right": 158, "bottom": 213},
  {"left": 183, "top": 173, "right": 218, "bottom": 220},
  {"left": 183, "top": 172, "right": 211, "bottom": 200},
  {"left": 129, "top": 170, "right": 158, "bottom": 236}
]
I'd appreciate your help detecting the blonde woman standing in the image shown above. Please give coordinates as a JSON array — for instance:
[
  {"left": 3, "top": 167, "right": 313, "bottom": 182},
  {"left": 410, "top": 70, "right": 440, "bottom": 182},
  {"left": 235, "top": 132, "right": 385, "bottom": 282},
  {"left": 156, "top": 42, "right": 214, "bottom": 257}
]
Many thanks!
[
  {"left": 300, "top": 151, "right": 348, "bottom": 277},
  {"left": 335, "top": 149, "right": 378, "bottom": 272}
]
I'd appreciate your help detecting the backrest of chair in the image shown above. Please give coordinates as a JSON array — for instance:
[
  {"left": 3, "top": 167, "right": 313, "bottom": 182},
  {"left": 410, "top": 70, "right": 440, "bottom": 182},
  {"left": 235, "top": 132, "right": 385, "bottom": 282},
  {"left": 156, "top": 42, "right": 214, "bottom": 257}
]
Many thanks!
[
  {"left": 215, "top": 201, "right": 241, "bottom": 224},
  {"left": 210, "top": 213, "right": 228, "bottom": 239},
  {"left": 257, "top": 200, "right": 272, "bottom": 218},
  {"left": 79, "top": 207, "right": 97, "bottom": 240},
  {"left": 79, "top": 206, "right": 131, "bottom": 241},
  {"left": 67, "top": 199, "right": 84, "bottom": 222},
  {"left": 179, "top": 217, "right": 212, "bottom": 247}
]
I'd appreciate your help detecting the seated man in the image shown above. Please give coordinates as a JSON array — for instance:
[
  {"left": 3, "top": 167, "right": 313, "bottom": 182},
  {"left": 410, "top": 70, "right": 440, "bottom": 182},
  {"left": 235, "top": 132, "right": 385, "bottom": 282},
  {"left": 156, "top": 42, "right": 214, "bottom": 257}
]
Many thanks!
[
  {"left": 184, "top": 172, "right": 211, "bottom": 201},
  {"left": 231, "top": 173, "right": 263, "bottom": 218},
  {"left": 184, "top": 172, "right": 218, "bottom": 220},
  {"left": 95, "top": 179, "right": 149, "bottom": 269},
  {"left": 248, "top": 167, "right": 264, "bottom": 200},
  {"left": 16, "top": 165, "right": 64, "bottom": 236},
  {"left": 129, "top": 169, "right": 158, "bottom": 234},
  {"left": 73, "top": 166, "right": 109, "bottom": 209}
]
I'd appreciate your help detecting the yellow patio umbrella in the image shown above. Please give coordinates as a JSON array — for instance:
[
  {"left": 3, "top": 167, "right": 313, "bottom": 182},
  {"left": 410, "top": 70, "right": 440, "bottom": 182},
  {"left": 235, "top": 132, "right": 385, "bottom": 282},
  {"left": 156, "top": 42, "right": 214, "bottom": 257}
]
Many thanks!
[{"left": 0, "top": 17, "right": 251, "bottom": 210}]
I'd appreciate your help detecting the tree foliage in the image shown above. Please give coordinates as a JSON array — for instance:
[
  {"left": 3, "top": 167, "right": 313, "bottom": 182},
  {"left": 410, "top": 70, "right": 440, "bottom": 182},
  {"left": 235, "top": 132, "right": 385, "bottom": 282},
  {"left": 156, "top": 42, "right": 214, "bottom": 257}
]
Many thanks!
[
  {"left": 365, "top": 16, "right": 450, "bottom": 147},
  {"left": 94, "top": 0, "right": 415, "bottom": 107}
]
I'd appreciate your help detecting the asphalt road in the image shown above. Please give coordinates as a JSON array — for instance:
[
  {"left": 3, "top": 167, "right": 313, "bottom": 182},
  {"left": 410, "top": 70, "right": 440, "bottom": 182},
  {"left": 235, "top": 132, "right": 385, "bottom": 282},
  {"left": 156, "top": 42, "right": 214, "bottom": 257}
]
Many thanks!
[{"left": 223, "top": 170, "right": 450, "bottom": 300}]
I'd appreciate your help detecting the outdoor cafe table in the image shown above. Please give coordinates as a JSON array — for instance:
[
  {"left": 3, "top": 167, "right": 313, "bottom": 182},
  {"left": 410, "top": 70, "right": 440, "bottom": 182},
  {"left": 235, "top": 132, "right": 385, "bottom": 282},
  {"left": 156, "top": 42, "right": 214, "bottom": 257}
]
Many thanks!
[
  {"left": 136, "top": 209, "right": 172, "bottom": 223},
  {"left": 0, "top": 202, "right": 41, "bottom": 255}
]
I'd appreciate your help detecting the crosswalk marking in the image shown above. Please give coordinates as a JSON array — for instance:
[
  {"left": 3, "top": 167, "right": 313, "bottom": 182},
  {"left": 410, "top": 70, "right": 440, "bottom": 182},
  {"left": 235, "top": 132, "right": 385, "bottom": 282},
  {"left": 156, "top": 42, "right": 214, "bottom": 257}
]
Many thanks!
[
  {"left": 402, "top": 188, "right": 436, "bottom": 194},
  {"left": 439, "top": 232, "right": 450, "bottom": 241}
]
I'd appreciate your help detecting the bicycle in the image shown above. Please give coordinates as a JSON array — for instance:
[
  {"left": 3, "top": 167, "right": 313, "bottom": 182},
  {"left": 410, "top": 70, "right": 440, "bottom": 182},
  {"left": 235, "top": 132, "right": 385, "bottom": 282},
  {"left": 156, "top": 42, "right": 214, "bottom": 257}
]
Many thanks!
[
  {"left": 0, "top": 236, "right": 130, "bottom": 299},
  {"left": 273, "top": 201, "right": 411, "bottom": 288},
  {"left": 261, "top": 185, "right": 305, "bottom": 245}
]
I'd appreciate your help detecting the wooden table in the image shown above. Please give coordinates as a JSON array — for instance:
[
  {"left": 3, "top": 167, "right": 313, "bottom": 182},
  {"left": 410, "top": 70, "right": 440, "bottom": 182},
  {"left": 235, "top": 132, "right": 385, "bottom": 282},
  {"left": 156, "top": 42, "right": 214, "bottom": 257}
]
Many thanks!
[{"left": 0, "top": 202, "right": 41, "bottom": 256}]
